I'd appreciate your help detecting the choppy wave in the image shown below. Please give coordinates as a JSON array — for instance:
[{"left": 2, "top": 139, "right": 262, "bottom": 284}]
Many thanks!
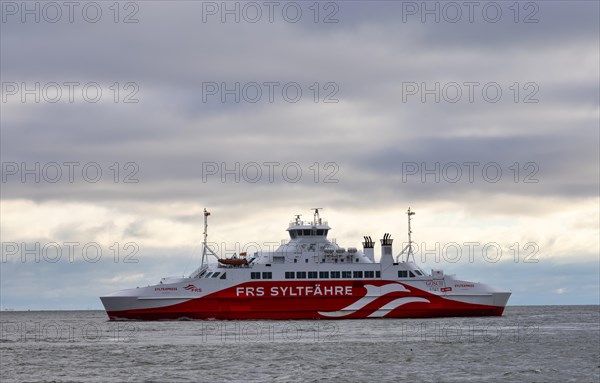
[{"left": 0, "top": 306, "right": 598, "bottom": 382}]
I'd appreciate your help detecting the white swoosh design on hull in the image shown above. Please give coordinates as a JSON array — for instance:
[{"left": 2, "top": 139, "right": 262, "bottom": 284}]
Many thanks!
[
  {"left": 318, "top": 283, "right": 411, "bottom": 318},
  {"left": 367, "top": 297, "right": 430, "bottom": 318}
]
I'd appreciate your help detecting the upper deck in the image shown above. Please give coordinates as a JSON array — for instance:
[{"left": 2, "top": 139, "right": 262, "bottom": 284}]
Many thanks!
[{"left": 181, "top": 207, "right": 432, "bottom": 284}]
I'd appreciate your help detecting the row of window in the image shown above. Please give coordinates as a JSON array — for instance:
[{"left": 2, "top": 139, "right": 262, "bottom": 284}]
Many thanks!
[
  {"left": 398, "top": 270, "right": 423, "bottom": 278},
  {"left": 204, "top": 272, "right": 227, "bottom": 279},
  {"left": 289, "top": 229, "right": 328, "bottom": 239},
  {"left": 284, "top": 270, "right": 381, "bottom": 279},
  {"left": 251, "top": 272, "right": 273, "bottom": 280},
  {"left": 205, "top": 270, "right": 420, "bottom": 280}
]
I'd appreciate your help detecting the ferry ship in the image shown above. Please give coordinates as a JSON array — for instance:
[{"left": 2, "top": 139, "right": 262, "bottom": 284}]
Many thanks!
[{"left": 100, "top": 208, "right": 511, "bottom": 320}]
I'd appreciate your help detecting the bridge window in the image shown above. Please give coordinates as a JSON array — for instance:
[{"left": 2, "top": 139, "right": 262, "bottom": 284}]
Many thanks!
[
  {"left": 205, "top": 272, "right": 213, "bottom": 278},
  {"left": 262, "top": 272, "right": 272, "bottom": 279},
  {"left": 289, "top": 231, "right": 297, "bottom": 239},
  {"left": 330, "top": 271, "right": 340, "bottom": 278},
  {"left": 414, "top": 270, "right": 422, "bottom": 276},
  {"left": 296, "top": 271, "right": 306, "bottom": 279},
  {"left": 211, "top": 272, "right": 221, "bottom": 278},
  {"left": 398, "top": 270, "right": 408, "bottom": 278},
  {"left": 319, "top": 271, "right": 329, "bottom": 278},
  {"left": 220, "top": 273, "right": 227, "bottom": 280},
  {"left": 365, "top": 271, "right": 374, "bottom": 278},
  {"left": 250, "top": 272, "right": 261, "bottom": 279},
  {"left": 303, "top": 229, "right": 311, "bottom": 236},
  {"left": 376, "top": 271, "right": 381, "bottom": 278},
  {"left": 342, "top": 271, "right": 351, "bottom": 278},
  {"left": 297, "top": 230, "right": 303, "bottom": 236},
  {"left": 353, "top": 271, "right": 363, "bottom": 278},
  {"left": 308, "top": 271, "right": 317, "bottom": 279},
  {"left": 285, "top": 272, "right": 295, "bottom": 279},
  {"left": 409, "top": 271, "right": 415, "bottom": 278}
]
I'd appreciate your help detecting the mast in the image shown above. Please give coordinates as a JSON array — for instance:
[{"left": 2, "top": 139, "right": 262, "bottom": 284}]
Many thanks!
[
  {"left": 200, "top": 208, "right": 219, "bottom": 270},
  {"left": 200, "top": 208, "right": 210, "bottom": 270},
  {"left": 311, "top": 207, "right": 323, "bottom": 225},
  {"left": 397, "top": 207, "right": 417, "bottom": 262}
]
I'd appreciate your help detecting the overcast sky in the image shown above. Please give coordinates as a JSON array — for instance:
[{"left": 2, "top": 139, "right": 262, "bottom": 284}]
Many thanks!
[{"left": 1, "top": 1, "right": 598, "bottom": 309}]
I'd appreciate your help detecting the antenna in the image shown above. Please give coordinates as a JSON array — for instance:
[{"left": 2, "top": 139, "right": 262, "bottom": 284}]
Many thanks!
[{"left": 406, "top": 207, "right": 416, "bottom": 262}]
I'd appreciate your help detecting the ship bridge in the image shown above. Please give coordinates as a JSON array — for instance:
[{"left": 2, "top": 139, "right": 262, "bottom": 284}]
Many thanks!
[{"left": 286, "top": 208, "right": 331, "bottom": 241}]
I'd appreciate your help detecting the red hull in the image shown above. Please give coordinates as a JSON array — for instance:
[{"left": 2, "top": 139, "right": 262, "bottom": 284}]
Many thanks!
[{"left": 106, "top": 281, "right": 506, "bottom": 320}]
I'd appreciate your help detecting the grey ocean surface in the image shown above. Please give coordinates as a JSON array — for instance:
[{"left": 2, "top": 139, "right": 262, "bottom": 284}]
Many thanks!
[{"left": 1, "top": 306, "right": 598, "bottom": 383}]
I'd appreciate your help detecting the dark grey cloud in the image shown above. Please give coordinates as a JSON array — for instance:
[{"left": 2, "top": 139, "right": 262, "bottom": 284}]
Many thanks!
[{"left": 1, "top": 0, "right": 598, "bottom": 307}]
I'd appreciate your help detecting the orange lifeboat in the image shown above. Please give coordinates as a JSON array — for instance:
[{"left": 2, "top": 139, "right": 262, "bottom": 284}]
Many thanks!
[{"left": 218, "top": 253, "right": 248, "bottom": 265}]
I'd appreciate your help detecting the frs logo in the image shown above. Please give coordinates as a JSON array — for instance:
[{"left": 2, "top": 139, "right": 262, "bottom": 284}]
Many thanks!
[{"left": 184, "top": 284, "right": 202, "bottom": 293}]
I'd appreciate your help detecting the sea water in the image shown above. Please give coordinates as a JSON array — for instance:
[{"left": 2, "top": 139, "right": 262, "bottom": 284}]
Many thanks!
[{"left": 1, "top": 306, "right": 598, "bottom": 382}]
